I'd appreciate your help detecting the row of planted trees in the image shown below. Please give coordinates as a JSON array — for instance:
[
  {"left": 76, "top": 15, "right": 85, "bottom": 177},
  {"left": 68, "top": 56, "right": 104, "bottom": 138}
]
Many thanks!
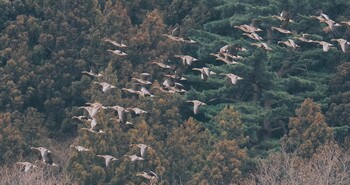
[{"left": 0, "top": 0, "right": 350, "bottom": 184}]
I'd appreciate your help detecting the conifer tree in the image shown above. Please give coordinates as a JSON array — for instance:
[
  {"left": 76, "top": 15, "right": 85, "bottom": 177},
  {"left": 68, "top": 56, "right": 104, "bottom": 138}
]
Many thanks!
[{"left": 282, "top": 98, "right": 333, "bottom": 158}]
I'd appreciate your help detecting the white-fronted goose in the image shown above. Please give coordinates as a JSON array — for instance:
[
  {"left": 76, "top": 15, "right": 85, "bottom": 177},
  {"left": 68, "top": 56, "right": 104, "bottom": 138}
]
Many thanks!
[
  {"left": 331, "top": 38, "right": 350, "bottom": 53},
  {"left": 130, "top": 144, "right": 151, "bottom": 157},
  {"left": 192, "top": 67, "right": 216, "bottom": 81},
  {"left": 70, "top": 145, "right": 91, "bottom": 152},
  {"left": 271, "top": 26, "right": 293, "bottom": 34},
  {"left": 186, "top": 100, "right": 206, "bottom": 115},
  {"left": 174, "top": 55, "right": 198, "bottom": 66},
  {"left": 251, "top": 42, "right": 273, "bottom": 51},
  {"left": 107, "top": 49, "right": 127, "bottom": 56},
  {"left": 136, "top": 171, "right": 158, "bottom": 184},
  {"left": 220, "top": 73, "right": 243, "bottom": 85},
  {"left": 312, "top": 40, "right": 333, "bottom": 52},
  {"left": 97, "top": 155, "right": 118, "bottom": 167},
  {"left": 124, "top": 154, "right": 144, "bottom": 162},
  {"left": 94, "top": 82, "right": 116, "bottom": 93},
  {"left": 104, "top": 38, "right": 127, "bottom": 48}
]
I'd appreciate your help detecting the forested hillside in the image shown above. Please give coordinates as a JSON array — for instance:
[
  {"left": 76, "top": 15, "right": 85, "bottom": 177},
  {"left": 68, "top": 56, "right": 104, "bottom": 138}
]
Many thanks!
[{"left": 0, "top": 0, "right": 350, "bottom": 184}]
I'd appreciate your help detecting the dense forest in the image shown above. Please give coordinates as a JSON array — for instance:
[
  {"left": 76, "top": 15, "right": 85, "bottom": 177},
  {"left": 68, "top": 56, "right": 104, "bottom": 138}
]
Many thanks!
[{"left": 0, "top": 0, "right": 350, "bottom": 184}]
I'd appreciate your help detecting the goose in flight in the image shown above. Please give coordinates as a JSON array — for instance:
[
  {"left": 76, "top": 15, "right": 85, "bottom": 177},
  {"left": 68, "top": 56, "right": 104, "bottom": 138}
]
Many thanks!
[
  {"left": 163, "top": 27, "right": 197, "bottom": 43},
  {"left": 210, "top": 53, "right": 239, "bottom": 65},
  {"left": 16, "top": 162, "right": 37, "bottom": 172},
  {"left": 104, "top": 38, "right": 127, "bottom": 48},
  {"left": 278, "top": 39, "right": 300, "bottom": 49},
  {"left": 271, "top": 26, "right": 293, "bottom": 34},
  {"left": 30, "top": 147, "right": 52, "bottom": 163},
  {"left": 122, "top": 83, "right": 142, "bottom": 96},
  {"left": 132, "top": 73, "right": 152, "bottom": 85},
  {"left": 82, "top": 70, "right": 103, "bottom": 78},
  {"left": 107, "top": 49, "right": 127, "bottom": 56},
  {"left": 139, "top": 86, "right": 156, "bottom": 97},
  {"left": 174, "top": 55, "right": 198, "bottom": 66},
  {"left": 242, "top": 32, "right": 263, "bottom": 41},
  {"left": 130, "top": 144, "right": 152, "bottom": 157},
  {"left": 72, "top": 115, "right": 91, "bottom": 122},
  {"left": 331, "top": 38, "right": 350, "bottom": 53},
  {"left": 311, "top": 13, "right": 333, "bottom": 23},
  {"left": 80, "top": 127, "right": 106, "bottom": 134},
  {"left": 192, "top": 67, "right": 216, "bottom": 81},
  {"left": 234, "top": 24, "right": 262, "bottom": 33},
  {"left": 187, "top": 100, "right": 206, "bottom": 115},
  {"left": 272, "top": 11, "right": 294, "bottom": 23},
  {"left": 80, "top": 102, "right": 105, "bottom": 117},
  {"left": 127, "top": 107, "right": 148, "bottom": 115},
  {"left": 107, "top": 105, "right": 130, "bottom": 124},
  {"left": 152, "top": 61, "right": 172, "bottom": 69},
  {"left": 97, "top": 155, "right": 118, "bottom": 167},
  {"left": 124, "top": 154, "right": 145, "bottom": 162},
  {"left": 294, "top": 33, "right": 314, "bottom": 43},
  {"left": 220, "top": 73, "right": 243, "bottom": 85},
  {"left": 340, "top": 21, "right": 350, "bottom": 27},
  {"left": 219, "top": 44, "right": 247, "bottom": 56},
  {"left": 136, "top": 171, "right": 158, "bottom": 184},
  {"left": 70, "top": 145, "right": 91, "bottom": 152},
  {"left": 94, "top": 82, "right": 116, "bottom": 93},
  {"left": 251, "top": 42, "right": 273, "bottom": 51},
  {"left": 312, "top": 40, "right": 333, "bottom": 52}
]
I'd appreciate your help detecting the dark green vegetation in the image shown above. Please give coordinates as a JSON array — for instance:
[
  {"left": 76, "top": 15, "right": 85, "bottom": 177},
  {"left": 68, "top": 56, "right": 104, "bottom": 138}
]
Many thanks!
[{"left": 1, "top": 0, "right": 350, "bottom": 184}]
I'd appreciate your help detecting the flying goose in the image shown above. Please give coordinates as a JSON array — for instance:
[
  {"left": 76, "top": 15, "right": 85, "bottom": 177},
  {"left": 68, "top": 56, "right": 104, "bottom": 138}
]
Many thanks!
[
  {"left": 79, "top": 104, "right": 105, "bottom": 118},
  {"left": 107, "top": 105, "right": 131, "bottom": 124},
  {"left": 97, "top": 155, "right": 118, "bottom": 167},
  {"left": 186, "top": 100, "right": 206, "bottom": 115},
  {"left": 139, "top": 86, "right": 156, "bottom": 97},
  {"left": 82, "top": 70, "right": 103, "bottom": 78},
  {"left": 72, "top": 115, "right": 91, "bottom": 122},
  {"left": 162, "top": 27, "right": 197, "bottom": 43},
  {"left": 251, "top": 42, "right": 273, "bottom": 51},
  {"left": 340, "top": 21, "right": 350, "bottom": 27},
  {"left": 80, "top": 127, "right": 106, "bottom": 134},
  {"left": 234, "top": 24, "right": 262, "bottom": 33},
  {"left": 70, "top": 145, "right": 91, "bottom": 152},
  {"left": 312, "top": 40, "right": 334, "bottom": 52},
  {"left": 152, "top": 61, "right": 172, "bottom": 69},
  {"left": 192, "top": 67, "right": 216, "bottom": 81},
  {"left": 104, "top": 38, "right": 127, "bottom": 48},
  {"left": 271, "top": 26, "right": 293, "bottom": 34},
  {"left": 220, "top": 73, "right": 243, "bottom": 85},
  {"left": 210, "top": 53, "right": 239, "bottom": 64},
  {"left": 123, "top": 154, "right": 144, "bottom": 162},
  {"left": 331, "top": 38, "right": 350, "bottom": 53},
  {"left": 130, "top": 144, "right": 152, "bottom": 158},
  {"left": 131, "top": 73, "right": 152, "bottom": 85},
  {"left": 122, "top": 83, "right": 142, "bottom": 96},
  {"left": 242, "top": 32, "right": 263, "bottom": 41},
  {"left": 322, "top": 20, "right": 341, "bottom": 33},
  {"left": 127, "top": 107, "right": 148, "bottom": 115},
  {"left": 293, "top": 33, "right": 314, "bottom": 43},
  {"left": 16, "top": 162, "right": 37, "bottom": 172},
  {"left": 219, "top": 44, "right": 247, "bottom": 56},
  {"left": 94, "top": 82, "right": 116, "bottom": 93},
  {"left": 107, "top": 49, "right": 127, "bottom": 56},
  {"left": 154, "top": 86, "right": 176, "bottom": 94},
  {"left": 272, "top": 11, "right": 294, "bottom": 23},
  {"left": 164, "top": 73, "right": 187, "bottom": 81},
  {"left": 311, "top": 13, "right": 334, "bottom": 23},
  {"left": 174, "top": 55, "right": 198, "bottom": 66},
  {"left": 278, "top": 39, "right": 300, "bottom": 49},
  {"left": 30, "top": 147, "right": 52, "bottom": 163},
  {"left": 136, "top": 171, "right": 158, "bottom": 184}
]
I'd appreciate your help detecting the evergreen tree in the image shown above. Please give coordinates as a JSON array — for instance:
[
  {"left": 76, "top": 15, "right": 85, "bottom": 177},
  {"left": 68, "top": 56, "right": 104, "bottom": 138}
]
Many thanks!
[{"left": 282, "top": 98, "right": 333, "bottom": 158}]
